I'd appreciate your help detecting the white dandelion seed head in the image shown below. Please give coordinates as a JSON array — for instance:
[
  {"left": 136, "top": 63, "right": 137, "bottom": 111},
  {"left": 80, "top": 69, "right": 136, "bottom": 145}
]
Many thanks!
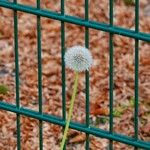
[{"left": 64, "top": 46, "right": 93, "bottom": 72}]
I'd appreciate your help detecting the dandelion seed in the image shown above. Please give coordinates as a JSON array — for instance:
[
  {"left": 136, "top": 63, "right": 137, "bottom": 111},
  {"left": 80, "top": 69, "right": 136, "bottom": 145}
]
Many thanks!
[{"left": 64, "top": 46, "right": 93, "bottom": 72}]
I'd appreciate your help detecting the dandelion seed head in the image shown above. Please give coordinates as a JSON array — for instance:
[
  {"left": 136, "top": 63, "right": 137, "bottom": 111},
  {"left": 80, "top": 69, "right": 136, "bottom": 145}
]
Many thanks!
[{"left": 64, "top": 46, "right": 93, "bottom": 72}]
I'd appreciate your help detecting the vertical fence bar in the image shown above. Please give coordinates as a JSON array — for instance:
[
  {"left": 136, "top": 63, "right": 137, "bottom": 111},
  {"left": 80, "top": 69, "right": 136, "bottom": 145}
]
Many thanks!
[
  {"left": 85, "top": 0, "right": 90, "bottom": 149},
  {"left": 13, "top": 0, "right": 21, "bottom": 149},
  {"left": 37, "top": 0, "right": 43, "bottom": 149},
  {"left": 134, "top": 0, "right": 139, "bottom": 149},
  {"left": 109, "top": 0, "right": 114, "bottom": 149},
  {"left": 61, "top": 0, "right": 66, "bottom": 149},
  {"left": 61, "top": 0, "right": 66, "bottom": 123}
]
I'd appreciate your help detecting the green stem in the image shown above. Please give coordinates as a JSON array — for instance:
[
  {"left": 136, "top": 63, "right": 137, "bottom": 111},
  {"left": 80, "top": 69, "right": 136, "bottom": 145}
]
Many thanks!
[{"left": 60, "top": 72, "right": 79, "bottom": 150}]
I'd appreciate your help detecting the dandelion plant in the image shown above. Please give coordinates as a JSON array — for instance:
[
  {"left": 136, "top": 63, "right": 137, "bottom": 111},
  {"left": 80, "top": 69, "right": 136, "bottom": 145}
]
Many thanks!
[{"left": 60, "top": 46, "right": 93, "bottom": 150}]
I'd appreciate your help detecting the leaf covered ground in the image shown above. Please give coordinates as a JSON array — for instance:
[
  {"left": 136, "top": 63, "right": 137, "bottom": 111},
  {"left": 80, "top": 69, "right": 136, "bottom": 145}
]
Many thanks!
[{"left": 0, "top": 0, "right": 150, "bottom": 149}]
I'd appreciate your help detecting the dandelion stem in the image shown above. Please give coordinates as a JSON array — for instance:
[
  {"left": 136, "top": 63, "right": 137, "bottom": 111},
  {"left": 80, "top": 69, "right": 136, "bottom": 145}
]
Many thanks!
[{"left": 60, "top": 72, "right": 79, "bottom": 150}]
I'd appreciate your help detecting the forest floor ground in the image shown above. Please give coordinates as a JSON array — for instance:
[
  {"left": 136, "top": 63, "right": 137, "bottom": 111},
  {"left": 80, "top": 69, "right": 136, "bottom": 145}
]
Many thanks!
[{"left": 0, "top": 0, "right": 150, "bottom": 149}]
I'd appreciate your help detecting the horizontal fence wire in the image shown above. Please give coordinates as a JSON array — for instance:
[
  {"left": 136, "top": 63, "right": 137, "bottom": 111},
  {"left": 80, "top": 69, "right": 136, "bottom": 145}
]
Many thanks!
[
  {"left": 0, "top": 1, "right": 150, "bottom": 42},
  {"left": 0, "top": 101, "right": 150, "bottom": 149},
  {"left": 0, "top": 0, "right": 150, "bottom": 150}
]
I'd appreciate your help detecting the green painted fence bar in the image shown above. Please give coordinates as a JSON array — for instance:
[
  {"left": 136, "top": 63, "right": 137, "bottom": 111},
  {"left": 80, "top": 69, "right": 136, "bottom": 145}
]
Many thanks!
[
  {"left": 0, "top": 0, "right": 150, "bottom": 149},
  {"left": 13, "top": 0, "right": 21, "bottom": 149},
  {"left": 109, "top": 0, "right": 114, "bottom": 149},
  {"left": 61, "top": 0, "right": 66, "bottom": 149},
  {"left": 134, "top": 0, "right": 139, "bottom": 149},
  {"left": 36, "top": 0, "right": 43, "bottom": 149},
  {"left": 85, "top": 0, "right": 90, "bottom": 149},
  {"left": 0, "top": 101, "right": 150, "bottom": 149},
  {"left": 0, "top": 1, "right": 150, "bottom": 41}
]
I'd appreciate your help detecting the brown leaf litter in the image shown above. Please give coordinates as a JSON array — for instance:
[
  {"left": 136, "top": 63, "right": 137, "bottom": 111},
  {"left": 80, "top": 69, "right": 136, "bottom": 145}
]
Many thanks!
[{"left": 0, "top": 0, "right": 150, "bottom": 149}]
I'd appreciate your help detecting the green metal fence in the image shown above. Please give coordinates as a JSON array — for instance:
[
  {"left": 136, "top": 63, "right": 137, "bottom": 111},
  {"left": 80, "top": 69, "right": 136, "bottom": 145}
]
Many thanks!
[{"left": 0, "top": 0, "right": 150, "bottom": 149}]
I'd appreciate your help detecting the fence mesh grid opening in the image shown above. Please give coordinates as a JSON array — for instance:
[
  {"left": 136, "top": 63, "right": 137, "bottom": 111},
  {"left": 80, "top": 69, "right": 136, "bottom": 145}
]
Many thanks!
[{"left": 0, "top": 0, "right": 150, "bottom": 149}]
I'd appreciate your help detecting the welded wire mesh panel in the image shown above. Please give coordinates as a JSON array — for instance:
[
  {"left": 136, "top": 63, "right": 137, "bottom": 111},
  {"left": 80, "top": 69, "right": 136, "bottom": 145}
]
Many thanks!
[{"left": 0, "top": 0, "right": 150, "bottom": 150}]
